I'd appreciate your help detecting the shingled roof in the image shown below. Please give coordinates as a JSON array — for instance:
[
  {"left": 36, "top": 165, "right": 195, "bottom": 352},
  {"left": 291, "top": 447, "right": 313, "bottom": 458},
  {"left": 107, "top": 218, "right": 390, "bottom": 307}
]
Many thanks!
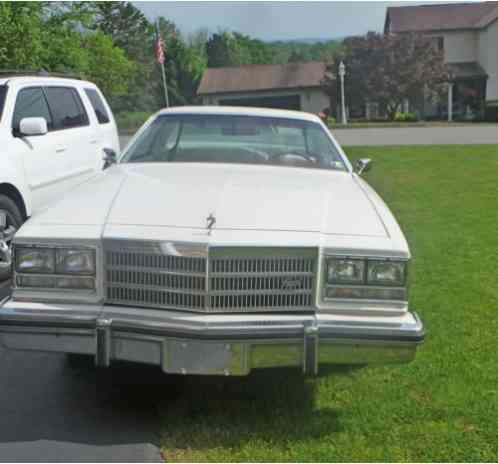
[
  {"left": 385, "top": 2, "right": 498, "bottom": 33},
  {"left": 197, "top": 61, "right": 327, "bottom": 96}
]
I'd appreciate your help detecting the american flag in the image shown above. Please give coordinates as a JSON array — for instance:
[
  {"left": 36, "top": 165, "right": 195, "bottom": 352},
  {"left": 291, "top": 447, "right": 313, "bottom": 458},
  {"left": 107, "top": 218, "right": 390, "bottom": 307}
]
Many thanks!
[{"left": 155, "top": 35, "right": 165, "bottom": 65}]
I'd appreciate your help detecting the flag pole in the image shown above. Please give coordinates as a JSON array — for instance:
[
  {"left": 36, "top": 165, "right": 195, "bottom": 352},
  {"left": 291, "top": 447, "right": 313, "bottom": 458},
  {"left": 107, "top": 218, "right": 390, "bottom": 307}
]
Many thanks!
[{"left": 156, "top": 19, "right": 170, "bottom": 108}]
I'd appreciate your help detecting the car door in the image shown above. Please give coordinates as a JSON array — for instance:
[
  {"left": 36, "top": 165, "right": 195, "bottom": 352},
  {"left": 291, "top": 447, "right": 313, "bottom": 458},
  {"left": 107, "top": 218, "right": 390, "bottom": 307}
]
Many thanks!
[
  {"left": 43, "top": 86, "right": 96, "bottom": 190},
  {"left": 10, "top": 86, "right": 63, "bottom": 212},
  {"left": 82, "top": 87, "right": 120, "bottom": 161}
]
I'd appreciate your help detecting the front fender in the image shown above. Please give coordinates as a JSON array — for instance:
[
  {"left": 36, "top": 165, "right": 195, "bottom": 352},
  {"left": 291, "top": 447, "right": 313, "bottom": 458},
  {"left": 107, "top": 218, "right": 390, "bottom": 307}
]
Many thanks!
[{"left": 0, "top": 140, "right": 32, "bottom": 217}]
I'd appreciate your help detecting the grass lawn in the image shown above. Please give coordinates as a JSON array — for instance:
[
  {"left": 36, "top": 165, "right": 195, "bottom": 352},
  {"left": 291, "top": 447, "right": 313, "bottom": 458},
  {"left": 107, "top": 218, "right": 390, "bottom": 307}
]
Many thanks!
[{"left": 158, "top": 145, "right": 498, "bottom": 462}]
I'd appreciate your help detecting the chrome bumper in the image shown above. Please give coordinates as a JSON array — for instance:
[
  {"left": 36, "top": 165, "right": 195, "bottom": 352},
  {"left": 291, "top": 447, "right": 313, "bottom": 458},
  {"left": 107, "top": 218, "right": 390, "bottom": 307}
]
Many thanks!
[{"left": 0, "top": 297, "right": 424, "bottom": 376}]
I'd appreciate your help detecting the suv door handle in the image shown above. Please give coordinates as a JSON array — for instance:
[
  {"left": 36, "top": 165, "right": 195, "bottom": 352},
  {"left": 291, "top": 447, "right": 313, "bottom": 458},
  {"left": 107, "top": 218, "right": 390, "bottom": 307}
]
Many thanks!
[{"left": 55, "top": 147, "right": 67, "bottom": 154}]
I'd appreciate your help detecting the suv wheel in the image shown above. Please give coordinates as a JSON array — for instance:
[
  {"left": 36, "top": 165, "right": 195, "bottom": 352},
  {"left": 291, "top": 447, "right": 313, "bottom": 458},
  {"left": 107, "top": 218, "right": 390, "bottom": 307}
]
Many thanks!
[{"left": 0, "top": 195, "right": 23, "bottom": 282}]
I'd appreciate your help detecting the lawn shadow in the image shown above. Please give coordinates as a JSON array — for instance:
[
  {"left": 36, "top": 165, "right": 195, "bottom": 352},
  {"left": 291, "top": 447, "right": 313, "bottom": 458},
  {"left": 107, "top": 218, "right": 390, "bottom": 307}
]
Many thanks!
[{"left": 157, "top": 367, "right": 349, "bottom": 458}]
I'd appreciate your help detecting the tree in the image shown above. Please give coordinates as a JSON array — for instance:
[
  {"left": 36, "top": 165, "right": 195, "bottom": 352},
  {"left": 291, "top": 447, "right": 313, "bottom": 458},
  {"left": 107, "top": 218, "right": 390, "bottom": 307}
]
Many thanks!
[{"left": 323, "top": 32, "right": 449, "bottom": 120}]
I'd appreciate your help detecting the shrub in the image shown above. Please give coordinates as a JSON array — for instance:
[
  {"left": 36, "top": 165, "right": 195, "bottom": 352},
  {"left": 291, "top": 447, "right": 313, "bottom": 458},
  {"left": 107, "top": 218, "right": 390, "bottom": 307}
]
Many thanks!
[
  {"left": 394, "top": 111, "right": 418, "bottom": 122},
  {"left": 326, "top": 116, "right": 336, "bottom": 126},
  {"left": 115, "top": 111, "right": 151, "bottom": 133}
]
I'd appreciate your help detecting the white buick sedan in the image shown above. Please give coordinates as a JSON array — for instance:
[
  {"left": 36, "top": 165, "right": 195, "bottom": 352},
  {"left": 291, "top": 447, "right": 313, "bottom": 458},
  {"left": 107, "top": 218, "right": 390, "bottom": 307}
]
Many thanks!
[{"left": 0, "top": 107, "right": 424, "bottom": 376}]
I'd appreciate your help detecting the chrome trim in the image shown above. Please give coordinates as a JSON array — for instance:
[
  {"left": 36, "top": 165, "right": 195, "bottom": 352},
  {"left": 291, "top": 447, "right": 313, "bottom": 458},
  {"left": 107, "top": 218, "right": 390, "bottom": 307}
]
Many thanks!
[
  {"left": 0, "top": 299, "right": 425, "bottom": 376},
  {"left": 103, "top": 241, "right": 318, "bottom": 314}
]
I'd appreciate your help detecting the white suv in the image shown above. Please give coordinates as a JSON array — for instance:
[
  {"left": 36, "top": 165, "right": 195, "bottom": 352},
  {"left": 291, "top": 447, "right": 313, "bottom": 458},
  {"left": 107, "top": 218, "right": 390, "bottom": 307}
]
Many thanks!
[{"left": 0, "top": 74, "right": 120, "bottom": 280}]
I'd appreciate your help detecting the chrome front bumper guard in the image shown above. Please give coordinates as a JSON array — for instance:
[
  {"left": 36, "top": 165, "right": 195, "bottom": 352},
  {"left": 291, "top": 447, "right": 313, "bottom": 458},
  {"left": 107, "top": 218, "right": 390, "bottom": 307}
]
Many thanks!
[{"left": 0, "top": 297, "right": 425, "bottom": 376}]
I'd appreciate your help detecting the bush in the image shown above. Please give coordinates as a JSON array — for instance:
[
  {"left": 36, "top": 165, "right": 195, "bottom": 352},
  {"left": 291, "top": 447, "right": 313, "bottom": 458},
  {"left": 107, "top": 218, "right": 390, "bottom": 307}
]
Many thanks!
[
  {"left": 115, "top": 111, "right": 152, "bottom": 133},
  {"left": 326, "top": 116, "right": 336, "bottom": 126},
  {"left": 394, "top": 111, "right": 418, "bottom": 122}
]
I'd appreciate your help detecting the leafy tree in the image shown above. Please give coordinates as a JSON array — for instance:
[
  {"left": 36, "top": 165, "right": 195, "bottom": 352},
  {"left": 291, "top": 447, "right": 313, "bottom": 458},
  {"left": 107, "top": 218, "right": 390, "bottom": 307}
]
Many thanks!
[
  {"left": 323, "top": 32, "right": 448, "bottom": 120},
  {"left": 0, "top": 2, "right": 45, "bottom": 69},
  {"left": 206, "top": 31, "right": 251, "bottom": 67}
]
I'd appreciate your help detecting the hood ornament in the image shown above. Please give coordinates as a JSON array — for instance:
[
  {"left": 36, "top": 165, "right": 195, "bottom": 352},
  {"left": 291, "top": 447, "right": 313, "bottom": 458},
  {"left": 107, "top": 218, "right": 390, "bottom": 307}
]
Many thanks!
[{"left": 206, "top": 213, "right": 216, "bottom": 234}]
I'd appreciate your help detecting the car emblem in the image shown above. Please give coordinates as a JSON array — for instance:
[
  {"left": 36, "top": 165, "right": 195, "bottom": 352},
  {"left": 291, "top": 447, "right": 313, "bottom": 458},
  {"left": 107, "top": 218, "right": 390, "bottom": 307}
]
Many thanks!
[
  {"left": 206, "top": 213, "right": 216, "bottom": 232},
  {"left": 281, "top": 277, "right": 303, "bottom": 290}
]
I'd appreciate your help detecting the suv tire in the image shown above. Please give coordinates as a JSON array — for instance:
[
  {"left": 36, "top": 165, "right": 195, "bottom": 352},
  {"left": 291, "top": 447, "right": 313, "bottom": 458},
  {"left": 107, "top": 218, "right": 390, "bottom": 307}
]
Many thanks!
[{"left": 0, "top": 194, "right": 23, "bottom": 282}]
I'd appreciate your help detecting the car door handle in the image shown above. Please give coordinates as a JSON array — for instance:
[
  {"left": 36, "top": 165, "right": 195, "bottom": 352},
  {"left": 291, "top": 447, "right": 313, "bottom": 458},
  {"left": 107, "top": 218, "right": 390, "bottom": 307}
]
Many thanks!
[
  {"left": 90, "top": 140, "right": 99, "bottom": 145},
  {"left": 55, "top": 147, "right": 67, "bottom": 154}
]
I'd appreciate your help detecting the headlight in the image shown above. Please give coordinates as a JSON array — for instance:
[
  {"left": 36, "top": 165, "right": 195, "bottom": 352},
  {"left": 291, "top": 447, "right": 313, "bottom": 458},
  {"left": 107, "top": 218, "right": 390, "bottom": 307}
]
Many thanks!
[
  {"left": 56, "top": 249, "right": 95, "bottom": 275},
  {"left": 367, "top": 260, "right": 405, "bottom": 286},
  {"left": 14, "top": 245, "right": 97, "bottom": 292},
  {"left": 327, "top": 258, "right": 365, "bottom": 285},
  {"left": 16, "top": 247, "right": 55, "bottom": 274},
  {"left": 322, "top": 256, "right": 407, "bottom": 302}
]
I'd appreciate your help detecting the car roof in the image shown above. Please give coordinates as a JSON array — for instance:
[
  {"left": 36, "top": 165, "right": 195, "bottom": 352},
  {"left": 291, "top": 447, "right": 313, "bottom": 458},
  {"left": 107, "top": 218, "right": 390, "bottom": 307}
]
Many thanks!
[
  {"left": 156, "top": 106, "right": 322, "bottom": 123},
  {"left": 0, "top": 75, "right": 94, "bottom": 87}
]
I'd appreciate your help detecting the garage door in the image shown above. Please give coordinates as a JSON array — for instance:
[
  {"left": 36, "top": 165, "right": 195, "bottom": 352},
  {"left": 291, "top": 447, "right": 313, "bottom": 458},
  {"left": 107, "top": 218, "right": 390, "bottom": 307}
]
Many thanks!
[{"left": 219, "top": 94, "right": 301, "bottom": 111}]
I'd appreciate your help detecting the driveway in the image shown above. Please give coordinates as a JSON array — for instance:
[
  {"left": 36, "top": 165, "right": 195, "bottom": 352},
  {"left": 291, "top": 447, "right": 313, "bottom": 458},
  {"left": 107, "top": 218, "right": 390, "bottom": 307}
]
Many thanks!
[
  {"left": 330, "top": 125, "right": 498, "bottom": 146},
  {"left": 120, "top": 124, "right": 498, "bottom": 149},
  {"left": 0, "top": 283, "right": 163, "bottom": 463}
]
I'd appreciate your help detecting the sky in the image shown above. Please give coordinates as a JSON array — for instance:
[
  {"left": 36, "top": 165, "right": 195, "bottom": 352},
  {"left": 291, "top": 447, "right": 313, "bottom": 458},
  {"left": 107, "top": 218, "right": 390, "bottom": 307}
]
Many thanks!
[{"left": 135, "top": 1, "right": 449, "bottom": 41}]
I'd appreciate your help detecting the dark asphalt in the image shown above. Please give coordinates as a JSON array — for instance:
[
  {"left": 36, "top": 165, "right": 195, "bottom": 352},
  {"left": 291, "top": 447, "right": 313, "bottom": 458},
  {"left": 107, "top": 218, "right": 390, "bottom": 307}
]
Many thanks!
[{"left": 0, "top": 285, "right": 164, "bottom": 463}]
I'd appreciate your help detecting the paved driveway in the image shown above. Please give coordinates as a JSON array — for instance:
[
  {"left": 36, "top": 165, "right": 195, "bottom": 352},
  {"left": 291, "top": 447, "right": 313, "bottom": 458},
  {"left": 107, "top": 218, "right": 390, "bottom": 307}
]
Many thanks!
[
  {"left": 330, "top": 125, "right": 498, "bottom": 146},
  {"left": 121, "top": 124, "right": 498, "bottom": 150},
  {"left": 0, "top": 283, "right": 163, "bottom": 463}
]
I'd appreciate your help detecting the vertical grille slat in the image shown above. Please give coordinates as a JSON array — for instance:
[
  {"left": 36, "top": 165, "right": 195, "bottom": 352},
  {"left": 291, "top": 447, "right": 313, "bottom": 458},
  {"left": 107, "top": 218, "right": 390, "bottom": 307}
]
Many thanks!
[{"left": 104, "top": 242, "right": 315, "bottom": 313}]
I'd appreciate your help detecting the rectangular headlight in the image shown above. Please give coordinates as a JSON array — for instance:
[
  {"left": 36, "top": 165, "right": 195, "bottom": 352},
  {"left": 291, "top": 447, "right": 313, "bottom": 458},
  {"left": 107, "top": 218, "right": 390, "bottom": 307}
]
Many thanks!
[
  {"left": 16, "top": 247, "right": 55, "bottom": 274},
  {"left": 56, "top": 249, "right": 96, "bottom": 275},
  {"left": 322, "top": 255, "right": 408, "bottom": 302},
  {"left": 367, "top": 260, "right": 406, "bottom": 286},
  {"left": 14, "top": 244, "right": 97, "bottom": 295},
  {"left": 326, "top": 258, "right": 365, "bottom": 285}
]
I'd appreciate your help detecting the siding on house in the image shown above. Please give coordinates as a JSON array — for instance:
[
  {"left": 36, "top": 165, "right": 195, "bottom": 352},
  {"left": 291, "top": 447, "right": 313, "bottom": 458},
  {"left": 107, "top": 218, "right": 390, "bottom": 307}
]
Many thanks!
[
  {"left": 439, "top": 31, "right": 478, "bottom": 63},
  {"left": 479, "top": 19, "right": 498, "bottom": 101}
]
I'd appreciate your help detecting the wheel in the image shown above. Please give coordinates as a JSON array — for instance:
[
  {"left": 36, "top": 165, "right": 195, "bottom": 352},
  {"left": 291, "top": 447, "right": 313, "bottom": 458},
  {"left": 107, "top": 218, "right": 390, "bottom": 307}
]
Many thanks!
[
  {"left": 0, "top": 194, "right": 24, "bottom": 282},
  {"left": 65, "top": 353, "right": 95, "bottom": 369}
]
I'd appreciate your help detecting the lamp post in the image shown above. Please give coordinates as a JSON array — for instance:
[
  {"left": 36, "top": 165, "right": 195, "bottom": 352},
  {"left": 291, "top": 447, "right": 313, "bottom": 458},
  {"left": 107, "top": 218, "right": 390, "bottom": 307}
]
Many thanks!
[{"left": 339, "top": 61, "right": 347, "bottom": 125}]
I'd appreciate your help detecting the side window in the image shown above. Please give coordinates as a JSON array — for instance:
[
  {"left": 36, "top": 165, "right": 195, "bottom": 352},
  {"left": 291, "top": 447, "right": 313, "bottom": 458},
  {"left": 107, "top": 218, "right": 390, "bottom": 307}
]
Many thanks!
[
  {"left": 84, "top": 88, "right": 110, "bottom": 124},
  {"left": 12, "top": 87, "right": 53, "bottom": 131},
  {"left": 44, "top": 87, "right": 89, "bottom": 130}
]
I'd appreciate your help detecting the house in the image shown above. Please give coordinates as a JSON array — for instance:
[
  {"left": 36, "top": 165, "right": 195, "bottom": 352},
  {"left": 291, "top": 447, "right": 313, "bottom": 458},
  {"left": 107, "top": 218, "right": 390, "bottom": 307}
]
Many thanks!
[
  {"left": 385, "top": 2, "right": 498, "bottom": 120},
  {"left": 197, "top": 61, "right": 330, "bottom": 114}
]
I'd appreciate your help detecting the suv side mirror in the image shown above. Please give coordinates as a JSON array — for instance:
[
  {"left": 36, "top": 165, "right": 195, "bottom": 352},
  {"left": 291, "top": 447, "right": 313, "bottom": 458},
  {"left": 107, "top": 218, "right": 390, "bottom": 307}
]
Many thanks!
[
  {"left": 354, "top": 158, "right": 372, "bottom": 175},
  {"left": 103, "top": 148, "right": 117, "bottom": 170},
  {"left": 19, "top": 117, "right": 48, "bottom": 137}
]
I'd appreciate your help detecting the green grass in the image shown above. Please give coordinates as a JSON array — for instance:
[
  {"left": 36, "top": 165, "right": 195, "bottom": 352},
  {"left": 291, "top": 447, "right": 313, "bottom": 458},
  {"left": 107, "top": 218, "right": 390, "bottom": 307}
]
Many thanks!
[{"left": 158, "top": 145, "right": 498, "bottom": 462}]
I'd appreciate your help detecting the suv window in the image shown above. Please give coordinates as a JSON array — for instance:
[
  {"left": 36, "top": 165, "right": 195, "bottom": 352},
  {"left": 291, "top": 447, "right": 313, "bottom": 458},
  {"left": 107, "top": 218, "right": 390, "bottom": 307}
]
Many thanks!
[
  {"left": 0, "top": 86, "right": 7, "bottom": 122},
  {"left": 12, "top": 87, "right": 53, "bottom": 132},
  {"left": 84, "top": 88, "right": 110, "bottom": 124},
  {"left": 44, "top": 87, "right": 89, "bottom": 130}
]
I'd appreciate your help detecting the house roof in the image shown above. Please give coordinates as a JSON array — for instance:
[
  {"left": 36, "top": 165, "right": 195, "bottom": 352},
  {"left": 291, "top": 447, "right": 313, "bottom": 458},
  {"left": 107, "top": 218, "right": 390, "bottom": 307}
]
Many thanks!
[
  {"left": 447, "top": 61, "right": 488, "bottom": 80},
  {"left": 197, "top": 61, "right": 327, "bottom": 96},
  {"left": 385, "top": 2, "right": 498, "bottom": 33}
]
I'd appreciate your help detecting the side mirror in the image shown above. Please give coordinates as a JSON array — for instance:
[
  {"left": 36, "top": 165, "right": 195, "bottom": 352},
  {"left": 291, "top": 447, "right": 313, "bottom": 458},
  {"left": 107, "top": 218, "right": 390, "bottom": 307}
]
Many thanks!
[
  {"left": 19, "top": 117, "right": 48, "bottom": 137},
  {"left": 354, "top": 158, "right": 372, "bottom": 175},
  {"left": 103, "top": 148, "right": 117, "bottom": 170}
]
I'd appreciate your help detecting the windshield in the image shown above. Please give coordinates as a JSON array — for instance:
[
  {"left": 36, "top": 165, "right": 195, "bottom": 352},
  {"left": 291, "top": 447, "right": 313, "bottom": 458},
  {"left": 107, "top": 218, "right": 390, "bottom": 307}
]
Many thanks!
[
  {"left": 0, "top": 86, "right": 7, "bottom": 122},
  {"left": 122, "top": 114, "right": 347, "bottom": 171}
]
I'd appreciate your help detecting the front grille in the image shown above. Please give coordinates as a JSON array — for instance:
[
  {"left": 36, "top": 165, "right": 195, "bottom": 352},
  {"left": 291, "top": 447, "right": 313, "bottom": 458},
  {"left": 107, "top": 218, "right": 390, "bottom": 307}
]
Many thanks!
[{"left": 104, "top": 241, "right": 316, "bottom": 313}]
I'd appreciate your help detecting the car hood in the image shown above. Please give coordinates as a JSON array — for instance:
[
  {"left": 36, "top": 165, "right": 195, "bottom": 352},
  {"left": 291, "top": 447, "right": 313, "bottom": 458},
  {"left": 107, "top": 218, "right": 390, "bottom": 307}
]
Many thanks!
[{"left": 27, "top": 163, "right": 388, "bottom": 238}]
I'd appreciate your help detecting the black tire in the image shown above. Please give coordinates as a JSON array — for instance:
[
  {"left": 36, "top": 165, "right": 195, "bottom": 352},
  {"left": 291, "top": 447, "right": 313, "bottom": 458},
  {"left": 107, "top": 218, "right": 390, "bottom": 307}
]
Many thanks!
[
  {"left": 65, "top": 353, "right": 96, "bottom": 370},
  {"left": 0, "top": 194, "right": 23, "bottom": 282}
]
